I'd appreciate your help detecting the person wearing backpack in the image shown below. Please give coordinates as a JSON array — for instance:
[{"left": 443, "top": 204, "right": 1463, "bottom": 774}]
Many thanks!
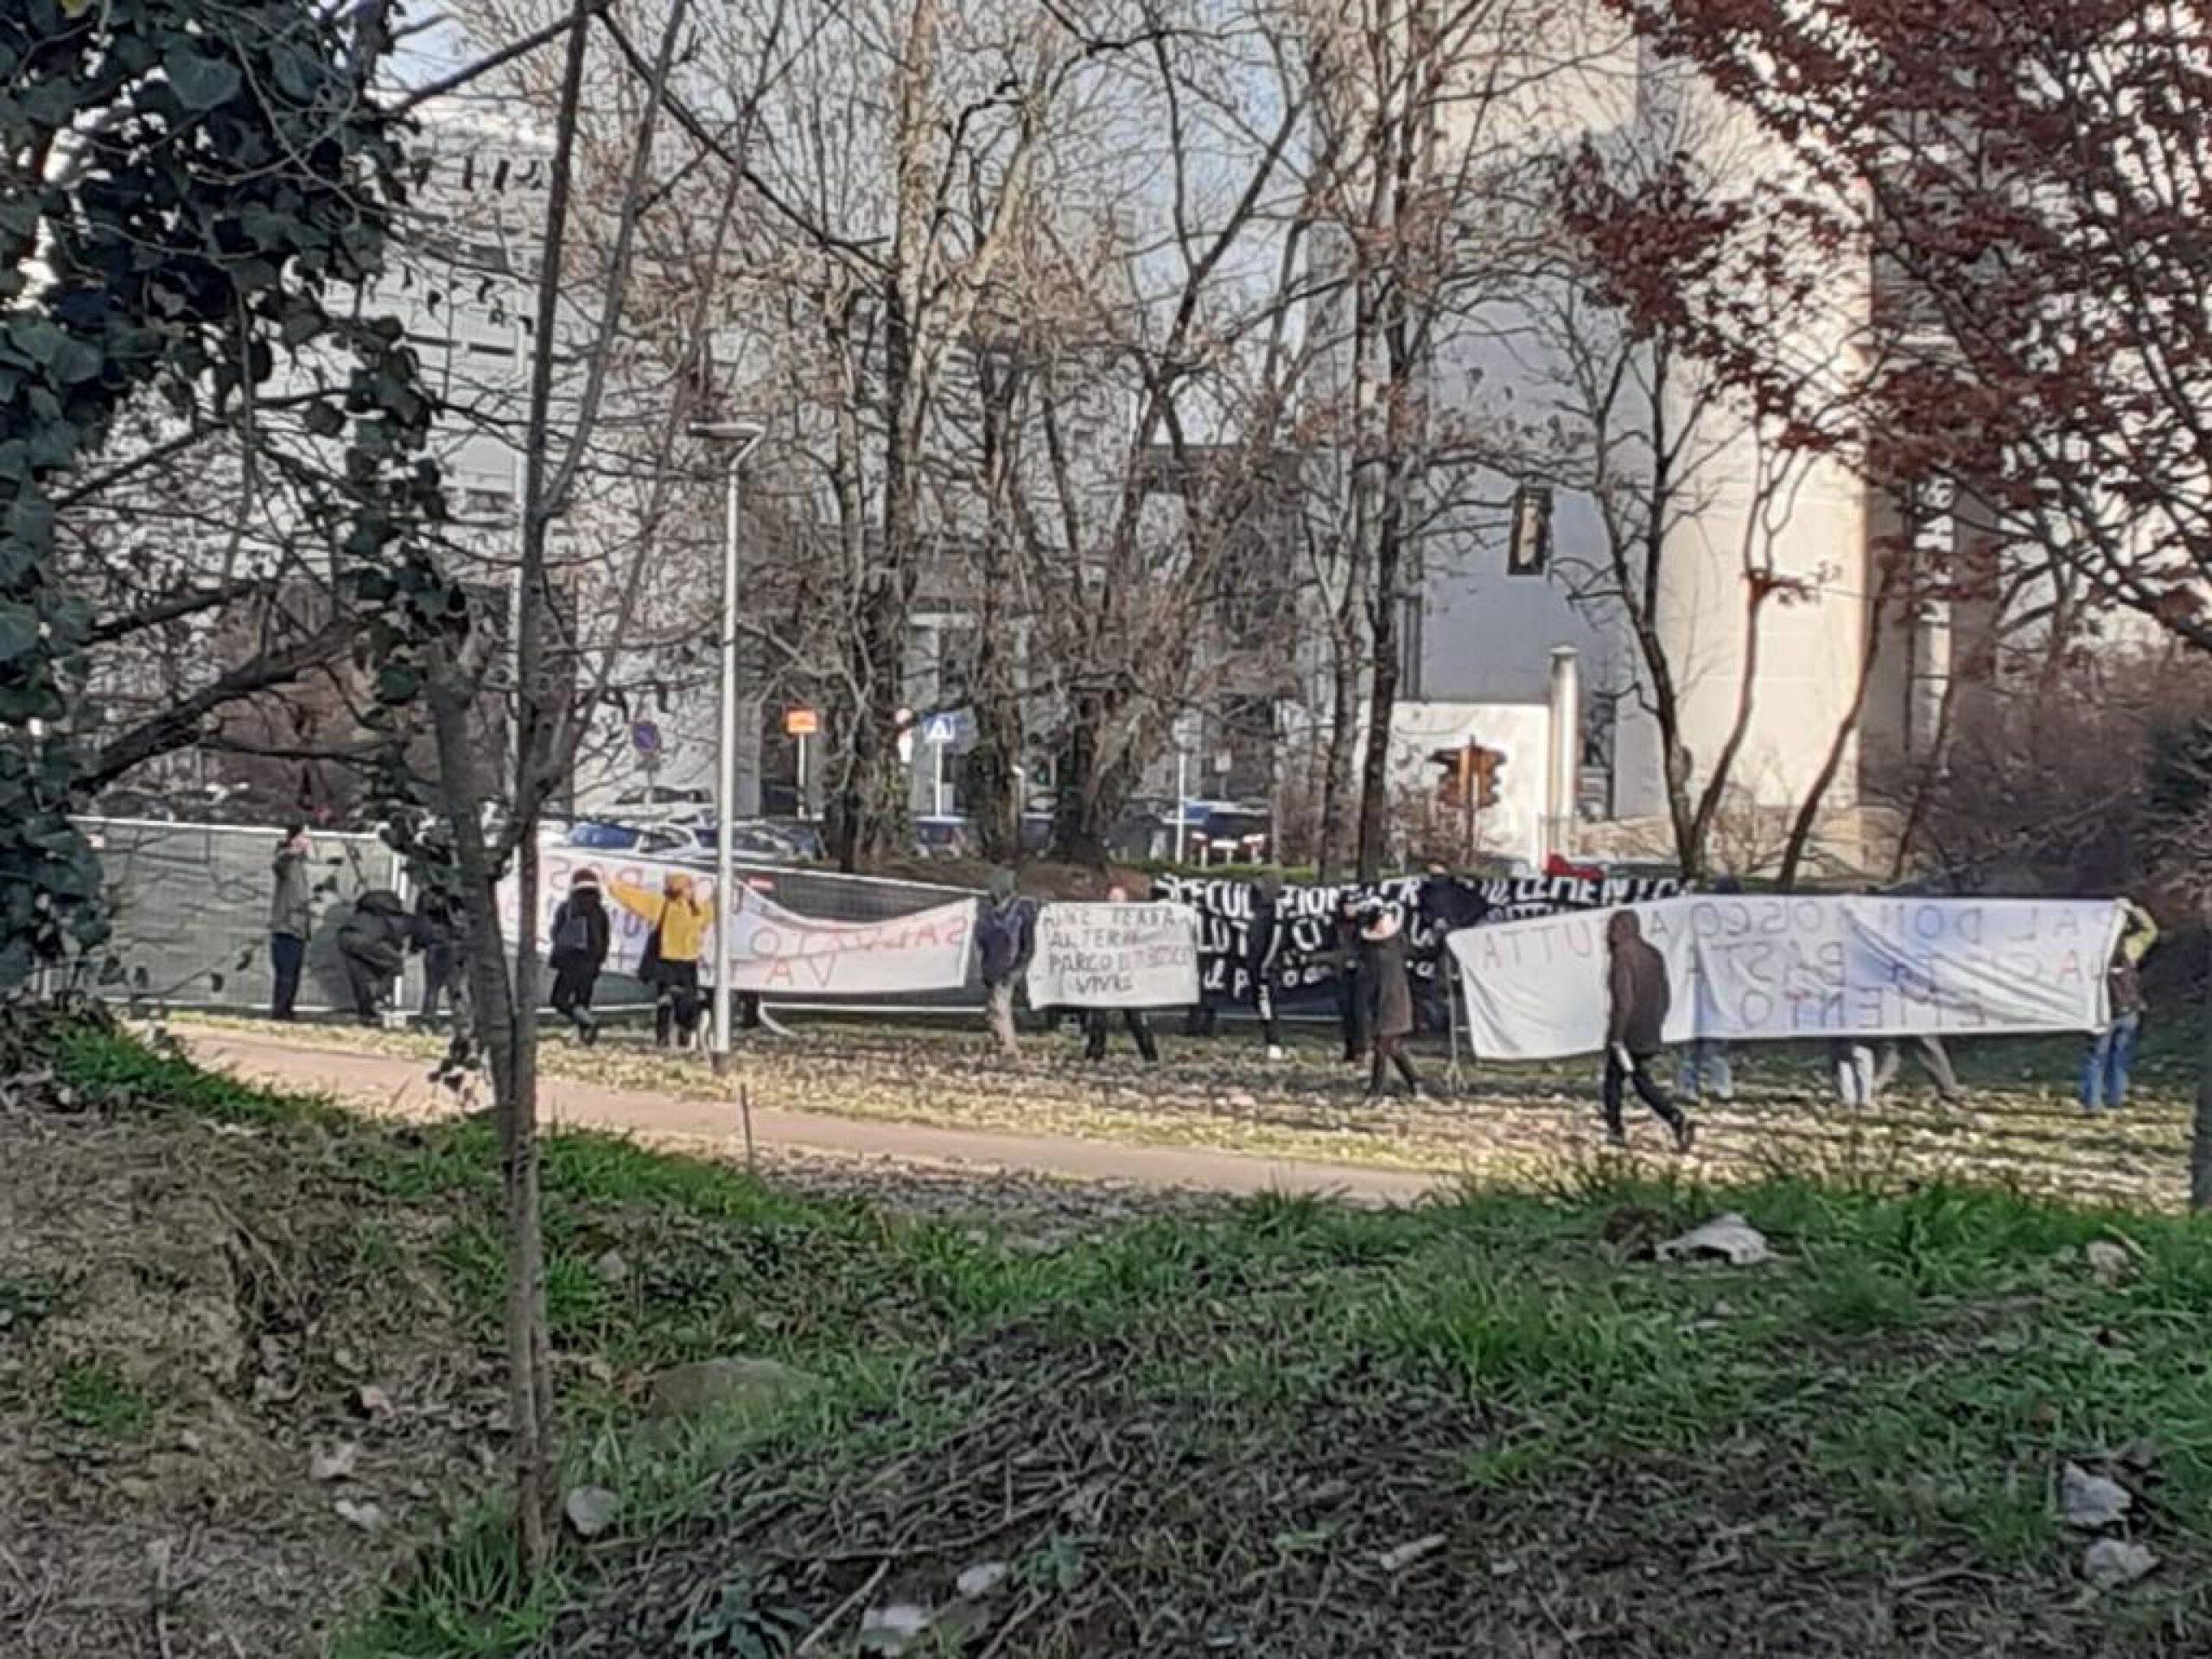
[
  {"left": 976, "top": 868, "right": 1038, "bottom": 1059},
  {"left": 548, "top": 868, "right": 611, "bottom": 1045}
]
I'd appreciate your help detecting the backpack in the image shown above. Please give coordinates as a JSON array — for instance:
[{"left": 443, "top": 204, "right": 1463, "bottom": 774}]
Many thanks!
[
  {"left": 976, "top": 898, "right": 1028, "bottom": 980},
  {"left": 553, "top": 902, "right": 592, "bottom": 957}
]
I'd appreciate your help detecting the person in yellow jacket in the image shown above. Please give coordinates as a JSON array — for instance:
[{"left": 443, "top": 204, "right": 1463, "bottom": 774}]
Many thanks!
[{"left": 608, "top": 870, "right": 716, "bottom": 1049}]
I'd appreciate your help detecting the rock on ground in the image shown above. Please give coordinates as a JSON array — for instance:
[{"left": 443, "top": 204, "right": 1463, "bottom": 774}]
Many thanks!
[
  {"left": 2059, "top": 1462, "right": 2132, "bottom": 1529},
  {"left": 647, "top": 1357, "right": 819, "bottom": 1421},
  {"left": 2082, "top": 1538, "right": 2158, "bottom": 1590}
]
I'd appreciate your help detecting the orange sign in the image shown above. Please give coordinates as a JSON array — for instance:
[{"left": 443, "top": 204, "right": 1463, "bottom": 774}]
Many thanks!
[{"left": 783, "top": 708, "right": 820, "bottom": 737}]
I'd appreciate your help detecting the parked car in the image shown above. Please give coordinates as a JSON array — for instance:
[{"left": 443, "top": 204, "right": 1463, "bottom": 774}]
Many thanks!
[
  {"left": 566, "top": 816, "right": 798, "bottom": 865},
  {"left": 761, "top": 818, "right": 827, "bottom": 862},
  {"left": 912, "top": 816, "right": 974, "bottom": 859}
]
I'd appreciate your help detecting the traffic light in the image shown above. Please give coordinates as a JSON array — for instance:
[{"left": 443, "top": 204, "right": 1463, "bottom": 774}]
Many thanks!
[
  {"left": 1430, "top": 746, "right": 1468, "bottom": 808},
  {"left": 1471, "top": 745, "right": 1503, "bottom": 810},
  {"left": 1507, "top": 485, "right": 1552, "bottom": 575}
]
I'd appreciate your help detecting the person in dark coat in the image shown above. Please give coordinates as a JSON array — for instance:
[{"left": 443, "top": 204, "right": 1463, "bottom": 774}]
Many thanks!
[
  {"left": 414, "top": 884, "right": 461, "bottom": 1020},
  {"left": 336, "top": 888, "right": 411, "bottom": 1027},
  {"left": 1333, "top": 891, "right": 1368, "bottom": 1064},
  {"left": 1358, "top": 902, "right": 1420, "bottom": 1098},
  {"left": 268, "top": 826, "right": 313, "bottom": 1020},
  {"left": 1604, "top": 909, "right": 1694, "bottom": 1152},
  {"left": 548, "top": 867, "right": 611, "bottom": 1045},
  {"left": 1247, "top": 874, "right": 1287, "bottom": 1060},
  {"left": 1083, "top": 886, "right": 1160, "bottom": 1065}
]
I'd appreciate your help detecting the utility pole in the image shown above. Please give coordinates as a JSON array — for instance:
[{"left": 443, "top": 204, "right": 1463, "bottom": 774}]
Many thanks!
[{"left": 690, "top": 420, "right": 765, "bottom": 1077}]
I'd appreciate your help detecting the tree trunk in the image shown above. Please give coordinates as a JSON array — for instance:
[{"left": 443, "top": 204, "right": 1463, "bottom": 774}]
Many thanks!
[
  {"left": 1316, "top": 609, "right": 1362, "bottom": 880},
  {"left": 1051, "top": 693, "right": 1115, "bottom": 866},
  {"left": 1355, "top": 407, "right": 1418, "bottom": 881},
  {"left": 1354, "top": 533, "right": 1400, "bottom": 881},
  {"left": 425, "top": 653, "right": 553, "bottom": 1568},
  {"left": 969, "top": 680, "right": 1020, "bottom": 863},
  {"left": 969, "top": 354, "right": 1023, "bottom": 864}
]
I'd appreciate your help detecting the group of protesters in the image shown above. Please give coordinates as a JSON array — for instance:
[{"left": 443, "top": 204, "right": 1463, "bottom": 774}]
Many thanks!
[
  {"left": 272, "top": 830, "right": 2166, "bottom": 1131},
  {"left": 976, "top": 871, "right": 1433, "bottom": 1101},
  {"left": 276, "top": 830, "right": 719, "bottom": 1052}
]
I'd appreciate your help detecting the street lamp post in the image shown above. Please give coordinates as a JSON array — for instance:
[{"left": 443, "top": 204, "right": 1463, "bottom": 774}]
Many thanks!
[{"left": 690, "top": 421, "right": 765, "bottom": 1077}]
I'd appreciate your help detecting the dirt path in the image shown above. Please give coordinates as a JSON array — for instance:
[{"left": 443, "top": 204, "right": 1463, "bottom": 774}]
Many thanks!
[{"left": 185, "top": 1027, "right": 1457, "bottom": 1205}]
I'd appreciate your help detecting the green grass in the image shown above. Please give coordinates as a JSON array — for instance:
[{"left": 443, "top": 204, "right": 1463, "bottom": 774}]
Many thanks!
[
  {"left": 44, "top": 1021, "right": 2212, "bottom": 1658},
  {"left": 54, "top": 1358, "right": 151, "bottom": 1439}
]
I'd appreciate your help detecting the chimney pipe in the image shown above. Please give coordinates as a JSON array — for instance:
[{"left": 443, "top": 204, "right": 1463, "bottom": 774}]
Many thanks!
[{"left": 1547, "top": 647, "right": 1580, "bottom": 860}]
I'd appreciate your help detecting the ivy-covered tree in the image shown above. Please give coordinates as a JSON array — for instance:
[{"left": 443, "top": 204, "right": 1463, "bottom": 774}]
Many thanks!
[{"left": 0, "top": 0, "right": 450, "bottom": 985}]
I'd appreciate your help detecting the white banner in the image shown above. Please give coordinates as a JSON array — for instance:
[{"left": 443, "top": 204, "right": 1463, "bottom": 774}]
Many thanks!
[
  {"left": 1451, "top": 894, "right": 2123, "bottom": 1061},
  {"left": 721, "top": 885, "right": 974, "bottom": 995},
  {"left": 501, "top": 849, "right": 973, "bottom": 995},
  {"left": 1027, "top": 902, "right": 1201, "bottom": 1009}
]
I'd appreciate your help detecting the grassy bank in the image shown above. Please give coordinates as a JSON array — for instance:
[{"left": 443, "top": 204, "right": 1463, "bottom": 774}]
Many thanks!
[{"left": 11, "top": 1022, "right": 2212, "bottom": 1656}]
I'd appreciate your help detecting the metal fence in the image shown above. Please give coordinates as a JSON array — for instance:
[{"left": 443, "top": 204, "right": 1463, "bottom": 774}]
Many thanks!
[
  {"left": 73, "top": 817, "right": 988, "bottom": 1018},
  {"left": 75, "top": 817, "right": 403, "bottom": 1015}
]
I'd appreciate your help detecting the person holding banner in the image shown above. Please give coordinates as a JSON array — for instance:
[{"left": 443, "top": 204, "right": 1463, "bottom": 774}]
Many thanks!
[
  {"left": 1333, "top": 893, "right": 1369, "bottom": 1065},
  {"left": 1357, "top": 901, "right": 1421, "bottom": 1098},
  {"left": 1082, "top": 886, "right": 1161, "bottom": 1065},
  {"left": 1872, "top": 1035, "right": 1966, "bottom": 1106},
  {"left": 610, "top": 870, "right": 714, "bottom": 1049},
  {"left": 1603, "top": 910, "right": 1694, "bottom": 1153},
  {"left": 1249, "top": 874, "right": 1287, "bottom": 1061},
  {"left": 2082, "top": 898, "right": 2158, "bottom": 1115}
]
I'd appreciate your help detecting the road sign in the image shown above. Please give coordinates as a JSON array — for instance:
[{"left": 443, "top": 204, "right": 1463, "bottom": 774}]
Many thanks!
[
  {"left": 784, "top": 708, "right": 819, "bottom": 737},
  {"left": 630, "top": 720, "right": 662, "bottom": 755},
  {"left": 924, "top": 714, "right": 959, "bottom": 746}
]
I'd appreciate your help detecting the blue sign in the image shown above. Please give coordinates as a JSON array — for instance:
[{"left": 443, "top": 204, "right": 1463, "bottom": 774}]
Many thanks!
[
  {"left": 919, "top": 709, "right": 976, "bottom": 747},
  {"left": 631, "top": 720, "right": 663, "bottom": 755}
]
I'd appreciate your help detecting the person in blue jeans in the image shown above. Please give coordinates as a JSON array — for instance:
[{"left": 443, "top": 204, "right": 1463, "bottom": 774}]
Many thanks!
[{"left": 2082, "top": 899, "right": 2158, "bottom": 1114}]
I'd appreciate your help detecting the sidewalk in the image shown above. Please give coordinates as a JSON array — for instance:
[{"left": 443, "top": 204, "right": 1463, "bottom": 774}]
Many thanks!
[{"left": 185, "top": 1028, "right": 1454, "bottom": 1205}]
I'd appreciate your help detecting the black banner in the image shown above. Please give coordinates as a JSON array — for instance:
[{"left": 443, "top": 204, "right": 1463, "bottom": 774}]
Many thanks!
[{"left": 1154, "top": 871, "right": 1684, "bottom": 1012}]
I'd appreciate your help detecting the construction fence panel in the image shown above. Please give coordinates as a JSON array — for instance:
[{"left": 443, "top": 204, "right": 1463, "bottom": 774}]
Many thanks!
[
  {"left": 75, "top": 819, "right": 989, "bottom": 1017},
  {"left": 74, "top": 818, "right": 402, "bottom": 1015}
]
